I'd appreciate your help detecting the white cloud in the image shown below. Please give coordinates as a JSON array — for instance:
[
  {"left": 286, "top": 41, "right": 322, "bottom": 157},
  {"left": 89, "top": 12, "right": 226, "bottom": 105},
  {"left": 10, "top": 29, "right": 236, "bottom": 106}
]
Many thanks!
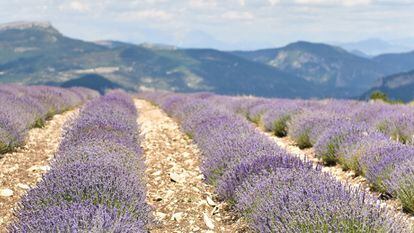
[
  {"left": 342, "top": 0, "right": 372, "bottom": 6},
  {"left": 268, "top": 0, "right": 280, "bottom": 5},
  {"left": 118, "top": 9, "right": 173, "bottom": 21},
  {"left": 221, "top": 11, "right": 254, "bottom": 20},
  {"left": 294, "top": 0, "right": 372, "bottom": 6},
  {"left": 69, "top": 1, "right": 89, "bottom": 12},
  {"left": 189, "top": 0, "right": 217, "bottom": 8}
]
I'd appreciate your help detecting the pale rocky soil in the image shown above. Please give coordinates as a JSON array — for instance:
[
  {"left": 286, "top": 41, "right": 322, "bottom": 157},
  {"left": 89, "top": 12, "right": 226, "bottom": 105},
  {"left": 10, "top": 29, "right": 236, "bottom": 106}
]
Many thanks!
[
  {"left": 0, "top": 109, "right": 79, "bottom": 232},
  {"left": 260, "top": 128, "right": 414, "bottom": 226},
  {"left": 135, "top": 99, "right": 248, "bottom": 233}
]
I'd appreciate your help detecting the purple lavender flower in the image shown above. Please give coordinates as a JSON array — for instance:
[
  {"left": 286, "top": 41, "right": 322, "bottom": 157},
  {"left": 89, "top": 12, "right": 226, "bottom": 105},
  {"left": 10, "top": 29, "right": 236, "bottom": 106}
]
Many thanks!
[
  {"left": 11, "top": 202, "right": 147, "bottom": 232},
  {"left": 11, "top": 91, "right": 149, "bottom": 232},
  {"left": 0, "top": 84, "right": 98, "bottom": 155},
  {"left": 289, "top": 110, "right": 344, "bottom": 149},
  {"left": 359, "top": 140, "right": 414, "bottom": 193},
  {"left": 314, "top": 122, "right": 374, "bottom": 165},
  {"left": 385, "top": 158, "right": 414, "bottom": 213},
  {"left": 235, "top": 169, "right": 410, "bottom": 233},
  {"left": 261, "top": 101, "right": 302, "bottom": 136},
  {"left": 139, "top": 91, "right": 411, "bottom": 232},
  {"left": 374, "top": 109, "right": 414, "bottom": 144},
  {"left": 336, "top": 133, "right": 390, "bottom": 173},
  {"left": 217, "top": 154, "right": 312, "bottom": 202}
]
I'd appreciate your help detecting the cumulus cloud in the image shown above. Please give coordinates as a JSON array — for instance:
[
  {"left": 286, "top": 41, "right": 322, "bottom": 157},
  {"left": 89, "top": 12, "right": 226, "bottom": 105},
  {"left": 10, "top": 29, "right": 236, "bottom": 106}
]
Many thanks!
[
  {"left": 343, "top": 0, "right": 372, "bottom": 6},
  {"left": 221, "top": 11, "right": 254, "bottom": 20},
  {"left": 294, "top": 0, "right": 372, "bottom": 6},
  {"left": 118, "top": 9, "right": 173, "bottom": 21},
  {"left": 189, "top": 0, "right": 217, "bottom": 8},
  {"left": 268, "top": 0, "right": 280, "bottom": 5},
  {"left": 59, "top": 1, "right": 90, "bottom": 12}
]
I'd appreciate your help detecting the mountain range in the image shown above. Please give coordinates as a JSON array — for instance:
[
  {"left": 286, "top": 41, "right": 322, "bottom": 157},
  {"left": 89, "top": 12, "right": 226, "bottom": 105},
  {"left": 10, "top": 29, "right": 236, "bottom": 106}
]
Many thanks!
[
  {"left": 338, "top": 38, "right": 414, "bottom": 56},
  {"left": 362, "top": 69, "right": 414, "bottom": 102},
  {"left": 0, "top": 21, "right": 413, "bottom": 100}
]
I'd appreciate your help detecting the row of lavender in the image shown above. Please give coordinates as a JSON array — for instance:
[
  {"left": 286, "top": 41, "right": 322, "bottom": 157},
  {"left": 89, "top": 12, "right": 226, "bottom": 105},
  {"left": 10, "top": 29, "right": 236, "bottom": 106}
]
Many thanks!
[
  {"left": 10, "top": 91, "right": 149, "bottom": 232},
  {"left": 0, "top": 84, "right": 99, "bottom": 155},
  {"left": 219, "top": 96, "right": 414, "bottom": 214},
  {"left": 139, "top": 91, "right": 410, "bottom": 233}
]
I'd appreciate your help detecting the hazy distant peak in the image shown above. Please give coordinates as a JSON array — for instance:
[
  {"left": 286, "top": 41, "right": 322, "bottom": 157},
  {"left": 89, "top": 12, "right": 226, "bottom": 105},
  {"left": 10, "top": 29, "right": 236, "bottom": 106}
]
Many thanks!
[
  {"left": 0, "top": 21, "right": 53, "bottom": 31},
  {"left": 339, "top": 38, "right": 413, "bottom": 56},
  {"left": 350, "top": 49, "right": 371, "bottom": 58}
]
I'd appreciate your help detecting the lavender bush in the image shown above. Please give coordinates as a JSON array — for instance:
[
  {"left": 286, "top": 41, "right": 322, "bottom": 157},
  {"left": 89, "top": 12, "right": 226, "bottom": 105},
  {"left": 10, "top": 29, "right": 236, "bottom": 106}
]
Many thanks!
[
  {"left": 10, "top": 91, "right": 149, "bottom": 232},
  {"left": 374, "top": 109, "right": 414, "bottom": 144},
  {"left": 359, "top": 142, "right": 414, "bottom": 193},
  {"left": 216, "top": 93, "right": 414, "bottom": 216},
  {"left": 246, "top": 102, "right": 277, "bottom": 124},
  {"left": 314, "top": 122, "right": 375, "bottom": 165},
  {"left": 262, "top": 102, "right": 302, "bottom": 136},
  {"left": 385, "top": 159, "right": 414, "bottom": 213},
  {"left": 0, "top": 84, "right": 98, "bottom": 155},
  {"left": 239, "top": 95, "right": 414, "bottom": 214},
  {"left": 139, "top": 91, "right": 411, "bottom": 232},
  {"left": 336, "top": 133, "right": 390, "bottom": 173},
  {"left": 289, "top": 110, "right": 344, "bottom": 149},
  {"left": 11, "top": 202, "right": 146, "bottom": 232},
  {"left": 236, "top": 170, "right": 407, "bottom": 233},
  {"left": 217, "top": 154, "right": 312, "bottom": 203}
]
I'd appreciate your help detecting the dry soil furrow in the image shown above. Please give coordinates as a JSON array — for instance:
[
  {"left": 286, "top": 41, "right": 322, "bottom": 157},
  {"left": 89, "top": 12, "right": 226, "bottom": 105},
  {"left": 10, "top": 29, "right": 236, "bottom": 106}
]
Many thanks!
[
  {"left": 260, "top": 129, "right": 414, "bottom": 225},
  {"left": 135, "top": 99, "right": 246, "bottom": 233},
  {"left": 0, "top": 109, "right": 79, "bottom": 232}
]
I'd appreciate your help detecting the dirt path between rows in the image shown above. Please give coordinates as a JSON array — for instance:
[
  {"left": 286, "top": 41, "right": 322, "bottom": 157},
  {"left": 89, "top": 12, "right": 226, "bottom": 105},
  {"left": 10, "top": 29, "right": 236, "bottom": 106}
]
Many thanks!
[
  {"left": 135, "top": 99, "right": 247, "bottom": 233},
  {"left": 0, "top": 109, "right": 79, "bottom": 232},
  {"left": 260, "top": 129, "right": 414, "bottom": 225}
]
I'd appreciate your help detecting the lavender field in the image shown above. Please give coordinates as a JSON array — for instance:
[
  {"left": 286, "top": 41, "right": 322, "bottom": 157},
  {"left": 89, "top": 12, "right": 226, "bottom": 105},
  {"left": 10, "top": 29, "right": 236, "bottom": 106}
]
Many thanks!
[
  {"left": 0, "top": 85, "right": 98, "bottom": 155},
  {"left": 2, "top": 86, "right": 414, "bottom": 232}
]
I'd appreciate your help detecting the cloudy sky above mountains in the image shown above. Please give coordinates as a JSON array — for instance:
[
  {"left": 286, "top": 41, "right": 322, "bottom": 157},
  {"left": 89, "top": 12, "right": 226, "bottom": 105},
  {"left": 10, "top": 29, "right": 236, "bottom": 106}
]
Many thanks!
[{"left": 1, "top": 0, "right": 414, "bottom": 50}]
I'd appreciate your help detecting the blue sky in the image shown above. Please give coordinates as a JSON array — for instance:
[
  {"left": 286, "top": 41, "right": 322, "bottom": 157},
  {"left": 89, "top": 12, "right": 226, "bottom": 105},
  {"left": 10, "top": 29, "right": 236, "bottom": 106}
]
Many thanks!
[{"left": 1, "top": 0, "right": 414, "bottom": 50}]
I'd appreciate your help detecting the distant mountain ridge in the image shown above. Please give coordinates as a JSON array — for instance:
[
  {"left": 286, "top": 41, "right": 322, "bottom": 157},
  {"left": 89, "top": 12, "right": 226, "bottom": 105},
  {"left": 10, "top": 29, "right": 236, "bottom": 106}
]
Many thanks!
[
  {"left": 338, "top": 38, "right": 413, "bottom": 56},
  {"left": 232, "top": 41, "right": 414, "bottom": 97},
  {"left": 0, "top": 21, "right": 413, "bottom": 100},
  {"left": 362, "top": 70, "right": 414, "bottom": 102},
  {"left": 0, "top": 22, "right": 319, "bottom": 98},
  {"left": 373, "top": 51, "right": 414, "bottom": 73}
]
